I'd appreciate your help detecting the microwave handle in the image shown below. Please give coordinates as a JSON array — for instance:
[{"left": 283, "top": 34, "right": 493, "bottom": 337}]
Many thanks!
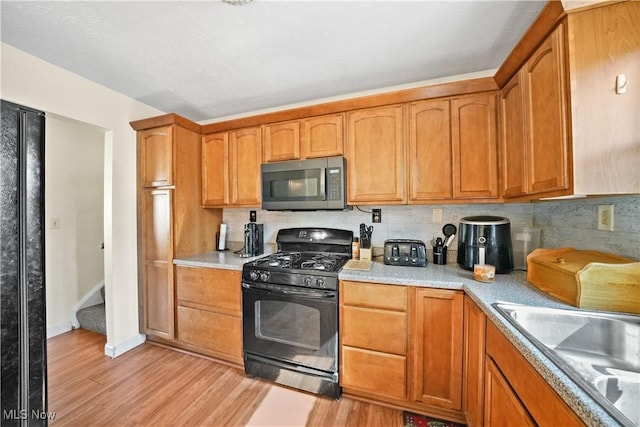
[{"left": 319, "top": 168, "right": 327, "bottom": 201}]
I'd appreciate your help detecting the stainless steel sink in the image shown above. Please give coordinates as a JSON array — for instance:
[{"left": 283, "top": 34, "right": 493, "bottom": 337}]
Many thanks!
[{"left": 493, "top": 302, "right": 640, "bottom": 427}]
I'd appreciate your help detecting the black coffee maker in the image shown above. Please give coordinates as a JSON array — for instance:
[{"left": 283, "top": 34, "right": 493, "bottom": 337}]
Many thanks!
[{"left": 242, "top": 223, "right": 264, "bottom": 257}]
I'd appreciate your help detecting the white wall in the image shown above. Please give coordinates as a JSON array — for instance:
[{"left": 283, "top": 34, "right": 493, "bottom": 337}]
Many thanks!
[
  {"left": 1, "top": 43, "right": 163, "bottom": 355},
  {"left": 45, "top": 115, "right": 105, "bottom": 336}
]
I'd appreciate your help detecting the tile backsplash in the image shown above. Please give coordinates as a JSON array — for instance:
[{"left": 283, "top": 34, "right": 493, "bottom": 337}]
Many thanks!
[
  {"left": 533, "top": 195, "right": 640, "bottom": 260},
  {"left": 221, "top": 195, "right": 639, "bottom": 261}
]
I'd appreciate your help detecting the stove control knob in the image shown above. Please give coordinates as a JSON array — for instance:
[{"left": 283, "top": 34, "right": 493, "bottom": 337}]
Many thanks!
[
  {"left": 249, "top": 270, "right": 260, "bottom": 281},
  {"left": 303, "top": 276, "right": 313, "bottom": 287},
  {"left": 259, "top": 272, "right": 270, "bottom": 282},
  {"left": 316, "top": 277, "right": 326, "bottom": 288}
]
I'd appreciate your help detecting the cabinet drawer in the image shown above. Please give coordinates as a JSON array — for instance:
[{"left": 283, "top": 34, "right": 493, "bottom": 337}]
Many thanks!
[
  {"left": 176, "top": 306, "right": 242, "bottom": 363},
  {"left": 342, "top": 306, "right": 406, "bottom": 355},
  {"left": 176, "top": 266, "right": 241, "bottom": 316},
  {"left": 341, "top": 346, "right": 407, "bottom": 400},
  {"left": 341, "top": 281, "right": 407, "bottom": 311}
]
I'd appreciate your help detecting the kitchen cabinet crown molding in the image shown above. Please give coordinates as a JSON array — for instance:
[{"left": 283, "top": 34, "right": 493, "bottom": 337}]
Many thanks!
[
  {"left": 201, "top": 77, "right": 498, "bottom": 134},
  {"left": 130, "top": 113, "right": 202, "bottom": 133},
  {"left": 494, "top": 0, "right": 567, "bottom": 88}
]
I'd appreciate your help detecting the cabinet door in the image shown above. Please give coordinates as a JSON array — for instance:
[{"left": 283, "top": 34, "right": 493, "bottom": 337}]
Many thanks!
[
  {"left": 302, "top": 114, "right": 344, "bottom": 158},
  {"left": 409, "top": 99, "right": 452, "bottom": 201},
  {"left": 412, "top": 288, "right": 464, "bottom": 410},
  {"left": 500, "top": 71, "right": 527, "bottom": 198},
  {"left": 139, "top": 126, "right": 173, "bottom": 187},
  {"left": 463, "top": 297, "right": 486, "bottom": 427},
  {"left": 568, "top": 1, "right": 640, "bottom": 194},
  {"left": 263, "top": 121, "right": 301, "bottom": 162},
  {"left": 229, "top": 127, "right": 262, "bottom": 206},
  {"left": 524, "top": 24, "right": 570, "bottom": 195},
  {"left": 484, "top": 359, "right": 535, "bottom": 427},
  {"left": 141, "top": 189, "right": 174, "bottom": 339},
  {"left": 451, "top": 93, "right": 499, "bottom": 200},
  {"left": 346, "top": 105, "right": 406, "bottom": 204},
  {"left": 202, "top": 132, "right": 229, "bottom": 207}
]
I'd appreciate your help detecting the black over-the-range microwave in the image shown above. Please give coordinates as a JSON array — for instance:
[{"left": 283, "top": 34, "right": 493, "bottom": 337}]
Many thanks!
[{"left": 261, "top": 156, "right": 347, "bottom": 211}]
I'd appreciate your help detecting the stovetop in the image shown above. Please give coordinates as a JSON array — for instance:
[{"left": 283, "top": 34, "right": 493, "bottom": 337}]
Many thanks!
[
  {"left": 241, "top": 228, "right": 353, "bottom": 290},
  {"left": 249, "top": 251, "right": 350, "bottom": 273},
  {"left": 242, "top": 251, "right": 351, "bottom": 290}
]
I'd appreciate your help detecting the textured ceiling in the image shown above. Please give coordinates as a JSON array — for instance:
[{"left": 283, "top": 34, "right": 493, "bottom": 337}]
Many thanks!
[{"left": 1, "top": 1, "right": 546, "bottom": 122}]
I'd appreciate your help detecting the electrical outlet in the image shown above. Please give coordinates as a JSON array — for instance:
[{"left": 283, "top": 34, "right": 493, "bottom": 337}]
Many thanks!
[
  {"left": 249, "top": 210, "right": 257, "bottom": 223},
  {"left": 372, "top": 209, "right": 382, "bottom": 223},
  {"left": 597, "top": 205, "right": 614, "bottom": 231}
]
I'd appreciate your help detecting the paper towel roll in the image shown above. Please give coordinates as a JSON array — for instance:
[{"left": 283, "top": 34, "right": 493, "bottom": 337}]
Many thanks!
[{"left": 218, "top": 223, "right": 227, "bottom": 250}]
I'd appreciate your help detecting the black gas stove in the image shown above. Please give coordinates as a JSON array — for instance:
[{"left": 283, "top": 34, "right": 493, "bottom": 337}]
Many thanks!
[
  {"left": 241, "top": 227, "right": 353, "bottom": 399},
  {"left": 242, "top": 228, "right": 353, "bottom": 291}
]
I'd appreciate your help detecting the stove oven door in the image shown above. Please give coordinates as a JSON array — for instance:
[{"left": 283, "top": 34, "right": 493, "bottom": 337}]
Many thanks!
[{"left": 242, "top": 281, "right": 338, "bottom": 373}]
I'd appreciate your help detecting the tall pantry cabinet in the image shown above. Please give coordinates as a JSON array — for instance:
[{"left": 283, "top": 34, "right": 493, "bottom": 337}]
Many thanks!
[{"left": 131, "top": 114, "right": 221, "bottom": 341}]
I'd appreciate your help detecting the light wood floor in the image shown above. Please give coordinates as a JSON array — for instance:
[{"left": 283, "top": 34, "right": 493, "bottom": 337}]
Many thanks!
[{"left": 47, "top": 329, "right": 403, "bottom": 427}]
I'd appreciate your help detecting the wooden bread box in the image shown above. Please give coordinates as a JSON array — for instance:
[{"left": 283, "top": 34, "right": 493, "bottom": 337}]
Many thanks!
[{"left": 526, "top": 248, "right": 640, "bottom": 314}]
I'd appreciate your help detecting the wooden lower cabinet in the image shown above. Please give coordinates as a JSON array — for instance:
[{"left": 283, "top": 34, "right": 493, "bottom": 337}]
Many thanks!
[
  {"left": 175, "top": 266, "right": 243, "bottom": 365},
  {"left": 463, "top": 296, "right": 486, "bottom": 427},
  {"left": 484, "top": 359, "right": 535, "bottom": 426},
  {"left": 485, "top": 321, "right": 584, "bottom": 426},
  {"left": 340, "top": 281, "right": 408, "bottom": 400},
  {"left": 140, "top": 188, "right": 174, "bottom": 340},
  {"left": 340, "top": 281, "right": 466, "bottom": 424},
  {"left": 411, "top": 288, "right": 464, "bottom": 410}
]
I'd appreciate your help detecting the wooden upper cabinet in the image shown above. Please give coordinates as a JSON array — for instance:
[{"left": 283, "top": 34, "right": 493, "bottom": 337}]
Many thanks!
[
  {"left": 568, "top": 1, "right": 640, "bottom": 195},
  {"left": 411, "top": 288, "right": 464, "bottom": 410},
  {"left": 409, "top": 99, "right": 452, "bottom": 201},
  {"left": 302, "top": 114, "right": 344, "bottom": 158},
  {"left": 523, "top": 23, "right": 570, "bottom": 195},
  {"left": 140, "top": 126, "right": 173, "bottom": 188},
  {"left": 229, "top": 126, "right": 262, "bottom": 206},
  {"left": 500, "top": 71, "right": 527, "bottom": 198},
  {"left": 346, "top": 105, "right": 406, "bottom": 204},
  {"left": 263, "top": 121, "right": 301, "bottom": 162},
  {"left": 451, "top": 93, "right": 499, "bottom": 200},
  {"left": 263, "top": 114, "right": 344, "bottom": 163},
  {"left": 202, "top": 132, "right": 229, "bottom": 207},
  {"left": 202, "top": 127, "right": 262, "bottom": 207}
]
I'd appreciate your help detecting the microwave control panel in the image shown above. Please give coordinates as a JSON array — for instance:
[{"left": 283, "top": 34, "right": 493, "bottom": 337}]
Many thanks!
[{"left": 327, "top": 167, "right": 342, "bottom": 201}]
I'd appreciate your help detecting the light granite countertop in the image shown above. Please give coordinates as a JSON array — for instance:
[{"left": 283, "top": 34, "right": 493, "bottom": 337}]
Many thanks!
[{"left": 173, "top": 251, "right": 624, "bottom": 427}]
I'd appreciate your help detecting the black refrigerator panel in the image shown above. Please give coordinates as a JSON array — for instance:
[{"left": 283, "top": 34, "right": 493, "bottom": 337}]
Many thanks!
[{"left": 1, "top": 100, "right": 47, "bottom": 426}]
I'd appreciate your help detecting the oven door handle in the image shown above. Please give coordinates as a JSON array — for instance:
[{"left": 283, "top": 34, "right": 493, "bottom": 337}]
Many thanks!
[
  {"left": 281, "top": 288, "right": 336, "bottom": 299},
  {"left": 242, "top": 282, "right": 336, "bottom": 299}
]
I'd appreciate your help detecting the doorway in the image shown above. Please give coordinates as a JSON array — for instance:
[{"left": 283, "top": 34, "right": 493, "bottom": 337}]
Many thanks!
[{"left": 44, "top": 114, "right": 106, "bottom": 338}]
